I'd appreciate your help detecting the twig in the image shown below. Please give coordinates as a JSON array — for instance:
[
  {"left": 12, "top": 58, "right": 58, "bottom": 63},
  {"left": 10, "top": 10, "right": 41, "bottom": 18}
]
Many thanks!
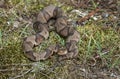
[
  {"left": 0, "top": 63, "right": 33, "bottom": 73},
  {"left": 0, "top": 63, "right": 33, "bottom": 67},
  {"left": 39, "top": 61, "right": 60, "bottom": 79},
  {"left": 70, "top": 0, "right": 78, "bottom": 7},
  {"left": 0, "top": 68, "right": 28, "bottom": 72},
  {"left": 9, "top": 67, "right": 33, "bottom": 79},
  {"left": 39, "top": 71, "right": 52, "bottom": 79},
  {"left": 77, "top": 8, "right": 99, "bottom": 24}
]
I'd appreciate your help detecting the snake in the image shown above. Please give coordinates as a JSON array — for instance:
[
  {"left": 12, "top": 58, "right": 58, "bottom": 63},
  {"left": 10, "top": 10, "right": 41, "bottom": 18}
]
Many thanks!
[{"left": 22, "top": 5, "right": 80, "bottom": 61}]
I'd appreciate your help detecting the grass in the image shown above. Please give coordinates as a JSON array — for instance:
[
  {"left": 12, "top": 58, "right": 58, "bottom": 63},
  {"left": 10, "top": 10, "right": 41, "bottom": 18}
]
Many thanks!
[{"left": 0, "top": 0, "right": 120, "bottom": 79}]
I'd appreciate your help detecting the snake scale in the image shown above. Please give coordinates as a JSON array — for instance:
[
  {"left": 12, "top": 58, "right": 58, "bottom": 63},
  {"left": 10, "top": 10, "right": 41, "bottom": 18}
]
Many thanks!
[{"left": 23, "top": 5, "right": 80, "bottom": 61}]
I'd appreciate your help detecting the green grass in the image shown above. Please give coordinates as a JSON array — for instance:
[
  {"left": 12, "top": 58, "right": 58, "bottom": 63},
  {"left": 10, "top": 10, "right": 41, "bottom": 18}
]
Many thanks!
[{"left": 0, "top": 0, "right": 120, "bottom": 79}]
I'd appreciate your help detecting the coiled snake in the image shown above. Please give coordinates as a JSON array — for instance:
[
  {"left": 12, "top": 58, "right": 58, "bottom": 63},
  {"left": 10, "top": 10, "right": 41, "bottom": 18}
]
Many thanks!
[{"left": 23, "top": 5, "right": 80, "bottom": 61}]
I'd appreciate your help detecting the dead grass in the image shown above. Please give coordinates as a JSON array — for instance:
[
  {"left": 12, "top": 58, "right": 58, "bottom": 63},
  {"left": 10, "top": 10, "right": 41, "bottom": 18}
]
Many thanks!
[{"left": 0, "top": 0, "right": 120, "bottom": 79}]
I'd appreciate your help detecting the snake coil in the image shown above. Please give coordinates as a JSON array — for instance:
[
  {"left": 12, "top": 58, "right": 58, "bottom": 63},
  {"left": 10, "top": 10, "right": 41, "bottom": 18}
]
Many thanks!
[{"left": 23, "top": 5, "right": 80, "bottom": 61}]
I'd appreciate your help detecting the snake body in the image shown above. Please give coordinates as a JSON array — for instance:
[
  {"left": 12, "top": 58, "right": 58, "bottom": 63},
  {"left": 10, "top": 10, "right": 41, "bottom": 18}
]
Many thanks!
[{"left": 23, "top": 5, "right": 80, "bottom": 61}]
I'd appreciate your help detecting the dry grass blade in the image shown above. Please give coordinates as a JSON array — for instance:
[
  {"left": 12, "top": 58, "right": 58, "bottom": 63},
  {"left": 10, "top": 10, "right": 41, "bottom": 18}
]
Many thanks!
[{"left": 9, "top": 68, "right": 33, "bottom": 79}]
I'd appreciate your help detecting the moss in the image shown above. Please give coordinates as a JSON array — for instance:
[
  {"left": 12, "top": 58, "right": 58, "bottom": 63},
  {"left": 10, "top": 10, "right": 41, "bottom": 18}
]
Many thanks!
[{"left": 0, "top": 0, "right": 120, "bottom": 78}]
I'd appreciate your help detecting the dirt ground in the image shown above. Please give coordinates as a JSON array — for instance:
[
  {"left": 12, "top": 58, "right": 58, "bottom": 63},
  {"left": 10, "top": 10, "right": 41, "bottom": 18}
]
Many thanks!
[{"left": 0, "top": 0, "right": 120, "bottom": 79}]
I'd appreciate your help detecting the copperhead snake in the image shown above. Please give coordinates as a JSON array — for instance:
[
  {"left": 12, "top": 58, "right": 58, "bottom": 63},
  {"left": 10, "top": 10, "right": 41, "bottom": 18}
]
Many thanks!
[{"left": 23, "top": 5, "right": 80, "bottom": 61}]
